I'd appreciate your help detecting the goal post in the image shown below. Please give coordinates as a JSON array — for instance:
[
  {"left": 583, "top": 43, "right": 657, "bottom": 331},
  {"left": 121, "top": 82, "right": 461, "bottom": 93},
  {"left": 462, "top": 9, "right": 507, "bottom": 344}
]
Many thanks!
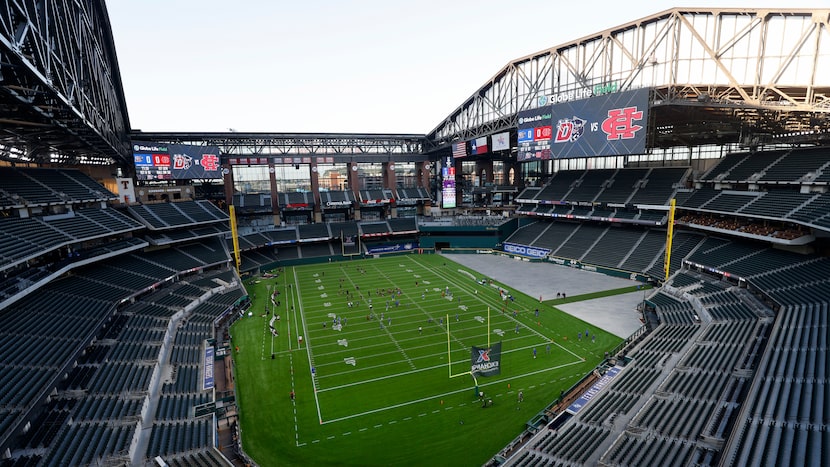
[{"left": 447, "top": 308, "right": 494, "bottom": 380}]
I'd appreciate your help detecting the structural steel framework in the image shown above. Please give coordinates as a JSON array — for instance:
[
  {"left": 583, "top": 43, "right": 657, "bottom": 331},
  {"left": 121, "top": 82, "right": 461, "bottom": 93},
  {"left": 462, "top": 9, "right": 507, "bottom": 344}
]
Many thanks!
[
  {"left": 427, "top": 8, "right": 830, "bottom": 150},
  {"left": 0, "top": 0, "right": 131, "bottom": 165},
  {"left": 132, "top": 132, "right": 428, "bottom": 163},
  {"left": 3, "top": 7, "right": 830, "bottom": 167}
]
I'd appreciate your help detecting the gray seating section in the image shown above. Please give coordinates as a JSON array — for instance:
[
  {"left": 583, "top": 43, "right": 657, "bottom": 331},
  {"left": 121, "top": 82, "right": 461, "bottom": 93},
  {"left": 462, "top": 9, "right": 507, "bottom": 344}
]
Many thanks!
[
  {"left": 0, "top": 167, "right": 116, "bottom": 207},
  {"left": 724, "top": 302, "right": 830, "bottom": 466},
  {"left": 628, "top": 167, "right": 688, "bottom": 205},
  {"left": 505, "top": 221, "right": 549, "bottom": 246},
  {"left": 739, "top": 191, "right": 817, "bottom": 218},
  {"left": 595, "top": 168, "right": 649, "bottom": 203},
  {"left": 723, "top": 150, "right": 787, "bottom": 182},
  {"left": 297, "top": 223, "right": 331, "bottom": 240},
  {"left": 760, "top": 147, "right": 830, "bottom": 182},
  {"left": 620, "top": 229, "right": 668, "bottom": 273},
  {"left": 701, "top": 152, "right": 751, "bottom": 181},
  {"left": 0, "top": 208, "right": 145, "bottom": 270},
  {"left": 129, "top": 201, "right": 229, "bottom": 231},
  {"left": 233, "top": 193, "right": 272, "bottom": 210},
  {"left": 581, "top": 227, "right": 645, "bottom": 269},
  {"left": 788, "top": 192, "right": 830, "bottom": 228},
  {"left": 516, "top": 187, "right": 540, "bottom": 200},
  {"left": 551, "top": 224, "right": 607, "bottom": 260},
  {"left": 360, "top": 222, "right": 391, "bottom": 236},
  {"left": 277, "top": 245, "right": 300, "bottom": 260},
  {"left": 702, "top": 192, "right": 761, "bottom": 213},
  {"left": 565, "top": 169, "right": 616, "bottom": 202},
  {"left": 535, "top": 170, "right": 584, "bottom": 201},
  {"left": 263, "top": 228, "right": 299, "bottom": 244},
  {"left": 279, "top": 191, "right": 312, "bottom": 207},
  {"left": 679, "top": 187, "right": 720, "bottom": 209},
  {"left": 300, "top": 243, "right": 333, "bottom": 258},
  {"left": 388, "top": 217, "right": 417, "bottom": 232}
]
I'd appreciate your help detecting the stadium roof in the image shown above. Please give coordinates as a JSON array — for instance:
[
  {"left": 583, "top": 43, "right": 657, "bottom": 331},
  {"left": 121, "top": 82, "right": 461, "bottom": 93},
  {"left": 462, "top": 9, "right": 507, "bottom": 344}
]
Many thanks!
[{"left": 427, "top": 8, "right": 830, "bottom": 150}]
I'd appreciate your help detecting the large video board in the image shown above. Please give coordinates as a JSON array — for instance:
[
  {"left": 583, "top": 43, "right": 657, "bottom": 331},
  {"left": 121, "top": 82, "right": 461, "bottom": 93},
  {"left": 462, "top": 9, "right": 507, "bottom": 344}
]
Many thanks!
[
  {"left": 133, "top": 141, "right": 222, "bottom": 180},
  {"left": 441, "top": 156, "right": 456, "bottom": 208},
  {"left": 517, "top": 106, "right": 552, "bottom": 161},
  {"left": 518, "top": 88, "right": 649, "bottom": 161}
]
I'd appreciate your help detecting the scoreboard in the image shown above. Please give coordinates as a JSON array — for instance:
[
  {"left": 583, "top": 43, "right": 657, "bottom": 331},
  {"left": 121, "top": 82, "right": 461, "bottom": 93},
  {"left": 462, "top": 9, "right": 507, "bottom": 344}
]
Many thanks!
[
  {"left": 133, "top": 141, "right": 222, "bottom": 181},
  {"left": 517, "top": 107, "right": 552, "bottom": 161},
  {"left": 134, "top": 152, "right": 172, "bottom": 180},
  {"left": 518, "top": 88, "right": 649, "bottom": 161},
  {"left": 441, "top": 156, "right": 456, "bottom": 209}
]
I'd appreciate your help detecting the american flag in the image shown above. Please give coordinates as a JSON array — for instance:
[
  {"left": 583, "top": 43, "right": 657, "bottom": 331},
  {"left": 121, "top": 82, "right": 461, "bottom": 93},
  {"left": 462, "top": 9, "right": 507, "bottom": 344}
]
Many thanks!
[{"left": 452, "top": 141, "right": 466, "bottom": 159}]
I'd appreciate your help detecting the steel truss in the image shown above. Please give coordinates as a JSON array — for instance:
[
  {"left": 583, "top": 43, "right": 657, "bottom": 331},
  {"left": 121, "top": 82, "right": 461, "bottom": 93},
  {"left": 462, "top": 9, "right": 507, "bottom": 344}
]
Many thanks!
[
  {"left": 0, "top": 0, "right": 131, "bottom": 165},
  {"left": 133, "top": 132, "right": 429, "bottom": 163},
  {"left": 427, "top": 8, "right": 830, "bottom": 151}
]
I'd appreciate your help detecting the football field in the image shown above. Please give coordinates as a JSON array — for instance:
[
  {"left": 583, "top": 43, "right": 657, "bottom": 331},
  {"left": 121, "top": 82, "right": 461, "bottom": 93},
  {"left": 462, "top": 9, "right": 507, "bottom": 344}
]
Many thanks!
[{"left": 231, "top": 254, "right": 622, "bottom": 466}]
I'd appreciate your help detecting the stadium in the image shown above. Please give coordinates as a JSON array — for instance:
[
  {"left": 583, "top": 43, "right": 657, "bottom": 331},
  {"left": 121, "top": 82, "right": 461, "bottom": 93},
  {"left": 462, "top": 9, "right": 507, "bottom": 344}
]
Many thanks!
[{"left": 1, "top": 4, "right": 829, "bottom": 467}]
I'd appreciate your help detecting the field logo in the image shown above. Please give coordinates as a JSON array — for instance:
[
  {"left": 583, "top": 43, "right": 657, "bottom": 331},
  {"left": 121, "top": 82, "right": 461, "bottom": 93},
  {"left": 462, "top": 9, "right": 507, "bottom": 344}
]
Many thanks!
[{"left": 470, "top": 342, "right": 501, "bottom": 377}]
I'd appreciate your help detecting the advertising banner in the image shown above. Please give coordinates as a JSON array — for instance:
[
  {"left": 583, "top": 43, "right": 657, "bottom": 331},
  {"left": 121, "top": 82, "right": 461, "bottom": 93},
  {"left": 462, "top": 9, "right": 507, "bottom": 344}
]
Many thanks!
[
  {"left": 566, "top": 365, "right": 623, "bottom": 414},
  {"left": 503, "top": 242, "right": 551, "bottom": 258},
  {"left": 203, "top": 344, "right": 215, "bottom": 390},
  {"left": 366, "top": 242, "right": 418, "bottom": 254},
  {"left": 471, "top": 342, "right": 501, "bottom": 377}
]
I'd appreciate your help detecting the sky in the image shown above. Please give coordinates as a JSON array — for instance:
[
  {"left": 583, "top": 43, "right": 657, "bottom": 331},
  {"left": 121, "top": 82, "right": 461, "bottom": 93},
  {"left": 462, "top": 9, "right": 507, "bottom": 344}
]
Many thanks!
[{"left": 106, "top": 1, "right": 828, "bottom": 135}]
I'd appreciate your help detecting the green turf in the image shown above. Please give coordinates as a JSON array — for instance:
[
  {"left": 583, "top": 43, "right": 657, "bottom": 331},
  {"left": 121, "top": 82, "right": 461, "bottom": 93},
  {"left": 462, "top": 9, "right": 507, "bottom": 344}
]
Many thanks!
[{"left": 231, "top": 254, "right": 624, "bottom": 466}]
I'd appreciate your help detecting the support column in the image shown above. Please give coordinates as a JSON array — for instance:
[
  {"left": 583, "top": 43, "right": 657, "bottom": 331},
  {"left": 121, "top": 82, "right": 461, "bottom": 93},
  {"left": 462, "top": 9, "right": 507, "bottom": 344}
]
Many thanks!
[
  {"left": 416, "top": 161, "right": 432, "bottom": 214},
  {"left": 269, "top": 163, "right": 280, "bottom": 225},
  {"left": 417, "top": 161, "right": 431, "bottom": 192},
  {"left": 310, "top": 160, "right": 322, "bottom": 223},
  {"left": 223, "top": 163, "right": 235, "bottom": 208},
  {"left": 382, "top": 161, "right": 397, "bottom": 190},
  {"left": 348, "top": 162, "right": 361, "bottom": 220},
  {"left": 475, "top": 160, "right": 494, "bottom": 185},
  {"left": 475, "top": 159, "right": 494, "bottom": 206},
  {"left": 383, "top": 162, "right": 397, "bottom": 218}
]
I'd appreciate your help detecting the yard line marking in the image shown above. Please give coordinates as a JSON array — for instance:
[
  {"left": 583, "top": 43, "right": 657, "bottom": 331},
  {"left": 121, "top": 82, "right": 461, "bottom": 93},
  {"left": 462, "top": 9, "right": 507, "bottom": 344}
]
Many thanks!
[
  {"left": 293, "top": 268, "right": 324, "bottom": 425},
  {"left": 388, "top": 420, "right": 397, "bottom": 424},
  {"left": 342, "top": 432, "right": 351, "bottom": 436},
  {"left": 373, "top": 424, "right": 383, "bottom": 428},
  {"left": 327, "top": 436, "right": 335, "bottom": 440},
  {"left": 408, "top": 255, "right": 584, "bottom": 360},
  {"left": 403, "top": 416, "right": 412, "bottom": 421},
  {"left": 418, "top": 413, "right": 427, "bottom": 417},
  {"left": 290, "top": 352, "right": 303, "bottom": 446},
  {"left": 320, "top": 359, "right": 585, "bottom": 424},
  {"left": 359, "top": 427, "right": 368, "bottom": 432}
]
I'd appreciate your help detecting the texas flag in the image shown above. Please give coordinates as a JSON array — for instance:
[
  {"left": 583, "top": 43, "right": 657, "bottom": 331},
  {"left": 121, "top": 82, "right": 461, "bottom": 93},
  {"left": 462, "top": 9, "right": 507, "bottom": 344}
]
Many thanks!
[{"left": 471, "top": 136, "right": 488, "bottom": 155}]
